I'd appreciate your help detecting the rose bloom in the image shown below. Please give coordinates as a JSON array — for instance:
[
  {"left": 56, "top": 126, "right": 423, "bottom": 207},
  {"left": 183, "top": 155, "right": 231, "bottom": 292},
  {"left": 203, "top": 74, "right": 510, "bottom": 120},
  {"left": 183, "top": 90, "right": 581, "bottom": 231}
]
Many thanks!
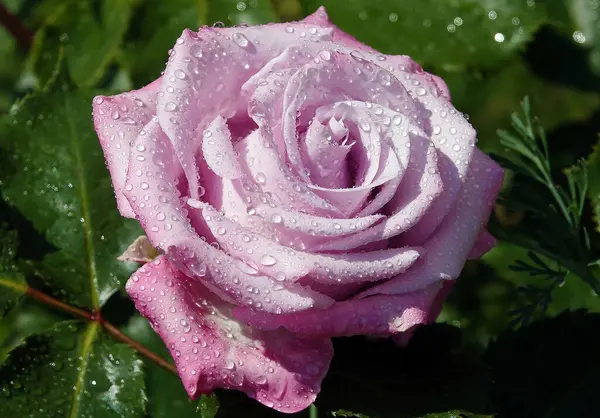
[{"left": 93, "top": 7, "right": 503, "bottom": 413}]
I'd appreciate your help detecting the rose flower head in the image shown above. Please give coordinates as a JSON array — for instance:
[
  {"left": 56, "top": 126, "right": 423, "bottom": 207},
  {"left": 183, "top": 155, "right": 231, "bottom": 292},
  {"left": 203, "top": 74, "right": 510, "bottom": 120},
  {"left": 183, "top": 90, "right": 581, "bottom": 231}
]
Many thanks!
[{"left": 93, "top": 7, "right": 503, "bottom": 413}]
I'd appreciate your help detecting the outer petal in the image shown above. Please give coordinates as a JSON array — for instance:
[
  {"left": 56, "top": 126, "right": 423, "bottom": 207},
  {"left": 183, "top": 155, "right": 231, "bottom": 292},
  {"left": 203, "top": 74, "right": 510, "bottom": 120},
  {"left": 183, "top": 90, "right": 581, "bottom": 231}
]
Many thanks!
[
  {"left": 301, "top": 6, "right": 378, "bottom": 53},
  {"left": 468, "top": 229, "right": 497, "bottom": 260},
  {"left": 302, "top": 7, "right": 449, "bottom": 100},
  {"left": 358, "top": 149, "right": 504, "bottom": 298},
  {"left": 127, "top": 256, "right": 333, "bottom": 413},
  {"left": 234, "top": 283, "right": 442, "bottom": 337},
  {"left": 92, "top": 78, "right": 161, "bottom": 217}
]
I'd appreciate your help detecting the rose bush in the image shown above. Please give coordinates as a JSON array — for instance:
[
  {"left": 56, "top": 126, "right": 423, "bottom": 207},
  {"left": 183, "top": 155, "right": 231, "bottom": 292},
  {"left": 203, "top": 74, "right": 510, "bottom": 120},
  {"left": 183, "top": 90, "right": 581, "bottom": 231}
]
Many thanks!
[{"left": 92, "top": 6, "right": 503, "bottom": 413}]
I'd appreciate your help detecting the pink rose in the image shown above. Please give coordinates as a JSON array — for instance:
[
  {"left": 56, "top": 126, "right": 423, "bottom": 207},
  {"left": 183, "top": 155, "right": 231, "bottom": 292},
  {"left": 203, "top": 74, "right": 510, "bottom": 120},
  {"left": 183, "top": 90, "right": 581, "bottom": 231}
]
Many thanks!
[{"left": 93, "top": 7, "right": 503, "bottom": 413}]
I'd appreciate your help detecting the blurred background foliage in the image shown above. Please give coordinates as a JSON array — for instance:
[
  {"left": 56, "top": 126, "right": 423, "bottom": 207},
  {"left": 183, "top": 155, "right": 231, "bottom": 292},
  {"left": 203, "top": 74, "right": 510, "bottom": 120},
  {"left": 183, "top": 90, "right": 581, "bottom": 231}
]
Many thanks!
[{"left": 1, "top": 0, "right": 600, "bottom": 417}]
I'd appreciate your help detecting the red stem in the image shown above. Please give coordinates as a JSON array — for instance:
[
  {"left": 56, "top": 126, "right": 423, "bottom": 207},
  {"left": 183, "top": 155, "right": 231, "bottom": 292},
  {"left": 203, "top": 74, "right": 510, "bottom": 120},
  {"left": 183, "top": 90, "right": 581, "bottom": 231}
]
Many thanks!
[
  {"left": 0, "top": 2, "right": 33, "bottom": 51},
  {"left": 25, "top": 286, "right": 178, "bottom": 376}
]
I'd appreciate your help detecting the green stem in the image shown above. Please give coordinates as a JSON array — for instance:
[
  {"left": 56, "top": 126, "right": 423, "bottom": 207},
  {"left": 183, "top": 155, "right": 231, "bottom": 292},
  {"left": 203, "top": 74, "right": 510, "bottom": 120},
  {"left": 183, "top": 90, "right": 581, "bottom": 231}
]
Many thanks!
[{"left": 309, "top": 404, "right": 318, "bottom": 418}]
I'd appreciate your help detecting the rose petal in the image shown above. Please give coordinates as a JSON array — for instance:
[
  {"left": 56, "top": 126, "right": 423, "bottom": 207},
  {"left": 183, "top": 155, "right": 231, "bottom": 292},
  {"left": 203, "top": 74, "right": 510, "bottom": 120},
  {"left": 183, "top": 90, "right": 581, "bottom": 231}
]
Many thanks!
[
  {"left": 124, "top": 119, "right": 333, "bottom": 313},
  {"left": 392, "top": 64, "right": 477, "bottom": 245},
  {"left": 93, "top": 78, "right": 161, "bottom": 217},
  {"left": 196, "top": 201, "right": 422, "bottom": 285},
  {"left": 315, "top": 122, "right": 443, "bottom": 252},
  {"left": 156, "top": 22, "right": 336, "bottom": 200},
  {"left": 201, "top": 116, "right": 244, "bottom": 179},
  {"left": 280, "top": 53, "right": 427, "bottom": 183},
  {"left": 300, "top": 119, "right": 353, "bottom": 189},
  {"left": 286, "top": 11, "right": 472, "bottom": 243},
  {"left": 468, "top": 229, "right": 497, "bottom": 260},
  {"left": 236, "top": 128, "right": 343, "bottom": 217},
  {"left": 127, "top": 256, "right": 333, "bottom": 413},
  {"left": 301, "top": 6, "right": 378, "bottom": 53},
  {"left": 234, "top": 282, "right": 441, "bottom": 337},
  {"left": 254, "top": 203, "right": 384, "bottom": 240},
  {"left": 357, "top": 149, "right": 504, "bottom": 298}
]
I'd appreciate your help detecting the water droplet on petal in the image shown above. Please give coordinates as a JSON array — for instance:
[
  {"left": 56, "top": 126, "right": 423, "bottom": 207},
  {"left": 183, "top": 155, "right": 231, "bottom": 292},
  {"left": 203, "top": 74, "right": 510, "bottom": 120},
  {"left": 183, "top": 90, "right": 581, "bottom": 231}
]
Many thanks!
[
  {"left": 261, "top": 255, "right": 277, "bottom": 266},
  {"left": 232, "top": 33, "right": 249, "bottom": 48},
  {"left": 164, "top": 102, "right": 177, "bottom": 112},
  {"left": 255, "top": 172, "right": 267, "bottom": 184}
]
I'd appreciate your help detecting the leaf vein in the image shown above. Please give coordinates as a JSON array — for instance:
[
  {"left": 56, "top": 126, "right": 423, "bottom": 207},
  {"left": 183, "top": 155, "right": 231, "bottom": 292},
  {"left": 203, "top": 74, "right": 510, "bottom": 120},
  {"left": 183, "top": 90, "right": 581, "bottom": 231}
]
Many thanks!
[
  {"left": 65, "top": 97, "right": 99, "bottom": 308},
  {"left": 68, "top": 322, "right": 99, "bottom": 418}
]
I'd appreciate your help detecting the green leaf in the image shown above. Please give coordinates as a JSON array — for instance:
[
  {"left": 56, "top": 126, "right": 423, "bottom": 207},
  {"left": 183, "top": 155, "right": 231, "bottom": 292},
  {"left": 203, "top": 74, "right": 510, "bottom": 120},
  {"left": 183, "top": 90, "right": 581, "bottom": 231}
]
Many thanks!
[
  {"left": 24, "top": 26, "right": 65, "bottom": 90},
  {"left": 586, "top": 138, "right": 600, "bottom": 232},
  {"left": 33, "top": 0, "right": 133, "bottom": 87},
  {"left": 205, "top": 0, "right": 278, "bottom": 26},
  {"left": 562, "top": 0, "right": 600, "bottom": 72},
  {"left": 124, "top": 0, "right": 278, "bottom": 86},
  {"left": 443, "top": 61, "right": 600, "bottom": 153},
  {"left": 0, "top": 299, "right": 66, "bottom": 365},
  {"left": 0, "top": 0, "right": 27, "bottom": 112},
  {"left": 0, "top": 71, "right": 142, "bottom": 310},
  {"left": 197, "top": 394, "right": 219, "bottom": 418},
  {"left": 315, "top": 325, "right": 490, "bottom": 418},
  {"left": 123, "top": 314, "right": 210, "bottom": 418},
  {"left": 331, "top": 410, "right": 370, "bottom": 417},
  {"left": 0, "top": 320, "right": 146, "bottom": 417},
  {"left": 0, "top": 225, "right": 26, "bottom": 319},
  {"left": 486, "top": 311, "right": 600, "bottom": 417},
  {"left": 124, "top": 0, "right": 205, "bottom": 86},
  {"left": 301, "top": 0, "right": 547, "bottom": 70}
]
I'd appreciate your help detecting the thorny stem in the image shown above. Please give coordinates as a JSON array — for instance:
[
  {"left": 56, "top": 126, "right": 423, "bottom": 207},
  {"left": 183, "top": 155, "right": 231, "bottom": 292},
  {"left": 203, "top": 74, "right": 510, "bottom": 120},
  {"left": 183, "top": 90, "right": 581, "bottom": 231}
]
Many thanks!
[
  {"left": 24, "top": 286, "right": 178, "bottom": 376},
  {"left": 0, "top": 2, "right": 33, "bottom": 51}
]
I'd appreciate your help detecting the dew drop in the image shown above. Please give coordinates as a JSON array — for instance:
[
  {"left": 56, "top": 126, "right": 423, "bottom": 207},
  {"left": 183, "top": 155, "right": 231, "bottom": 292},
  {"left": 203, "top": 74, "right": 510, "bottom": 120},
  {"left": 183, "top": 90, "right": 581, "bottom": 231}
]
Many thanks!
[
  {"left": 232, "top": 33, "right": 250, "bottom": 48},
  {"left": 260, "top": 255, "right": 277, "bottom": 266},
  {"left": 255, "top": 172, "right": 267, "bottom": 184},
  {"left": 164, "top": 102, "right": 178, "bottom": 112},
  {"left": 191, "top": 45, "right": 203, "bottom": 58}
]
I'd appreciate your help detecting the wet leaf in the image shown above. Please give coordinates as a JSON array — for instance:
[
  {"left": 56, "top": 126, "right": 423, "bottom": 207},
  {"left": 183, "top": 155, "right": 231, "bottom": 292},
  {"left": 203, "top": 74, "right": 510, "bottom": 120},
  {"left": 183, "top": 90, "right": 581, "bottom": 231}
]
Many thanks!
[
  {"left": 0, "top": 299, "right": 65, "bottom": 365},
  {"left": 0, "top": 225, "right": 26, "bottom": 319},
  {"left": 0, "top": 320, "right": 146, "bottom": 417},
  {"left": 301, "top": 0, "right": 547, "bottom": 70},
  {"left": 586, "top": 138, "right": 600, "bottom": 232},
  {"left": 0, "top": 68, "right": 142, "bottom": 310},
  {"left": 0, "top": 0, "right": 26, "bottom": 112},
  {"left": 32, "top": 0, "right": 132, "bottom": 87},
  {"left": 443, "top": 60, "right": 600, "bottom": 152}
]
